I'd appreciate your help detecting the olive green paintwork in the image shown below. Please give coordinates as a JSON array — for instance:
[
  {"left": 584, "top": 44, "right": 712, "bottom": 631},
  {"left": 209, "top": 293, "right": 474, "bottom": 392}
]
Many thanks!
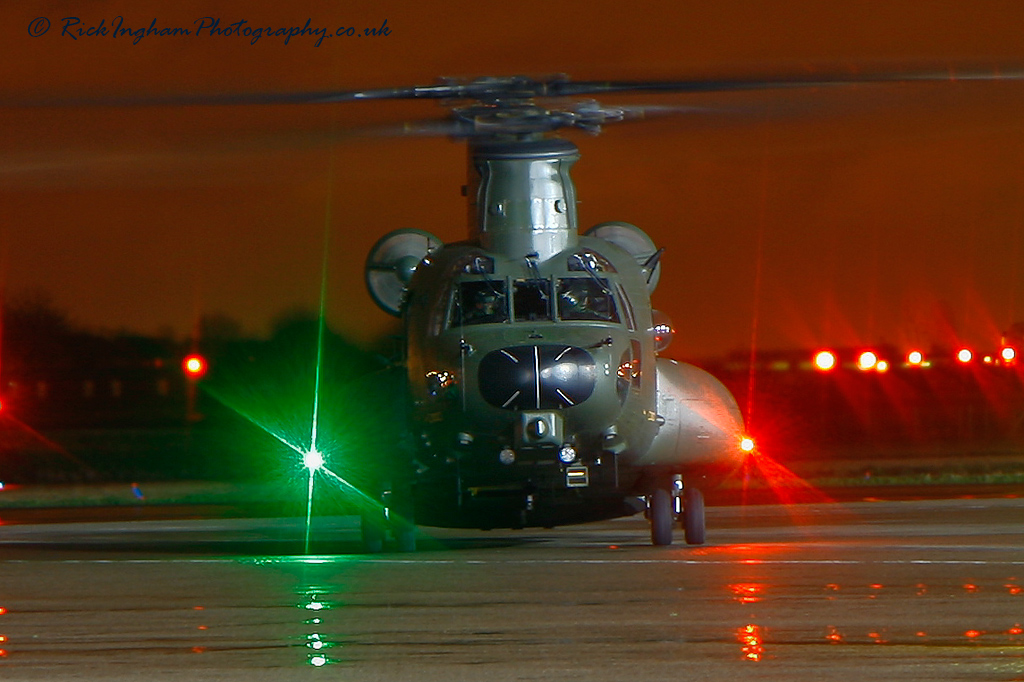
[{"left": 366, "top": 136, "right": 746, "bottom": 529}]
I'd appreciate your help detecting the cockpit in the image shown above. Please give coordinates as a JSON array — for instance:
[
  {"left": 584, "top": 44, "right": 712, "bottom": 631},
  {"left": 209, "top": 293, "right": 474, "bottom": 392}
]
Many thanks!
[{"left": 449, "top": 250, "right": 625, "bottom": 328}]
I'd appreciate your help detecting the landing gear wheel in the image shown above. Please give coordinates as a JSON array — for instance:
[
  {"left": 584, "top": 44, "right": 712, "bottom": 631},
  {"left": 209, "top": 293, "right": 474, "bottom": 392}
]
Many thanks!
[
  {"left": 649, "top": 487, "right": 674, "bottom": 546},
  {"left": 360, "top": 511, "right": 386, "bottom": 554},
  {"left": 682, "top": 487, "right": 706, "bottom": 545}
]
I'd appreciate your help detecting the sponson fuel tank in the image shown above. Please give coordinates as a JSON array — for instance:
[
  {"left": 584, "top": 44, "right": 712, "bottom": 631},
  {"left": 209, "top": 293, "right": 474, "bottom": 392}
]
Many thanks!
[{"left": 637, "top": 358, "right": 746, "bottom": 469}]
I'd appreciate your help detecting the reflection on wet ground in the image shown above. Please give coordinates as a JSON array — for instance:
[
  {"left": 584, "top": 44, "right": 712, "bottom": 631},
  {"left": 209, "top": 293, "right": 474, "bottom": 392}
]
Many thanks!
[{"left": 0, "top": 497, "right": 1022, "bottom": 680}]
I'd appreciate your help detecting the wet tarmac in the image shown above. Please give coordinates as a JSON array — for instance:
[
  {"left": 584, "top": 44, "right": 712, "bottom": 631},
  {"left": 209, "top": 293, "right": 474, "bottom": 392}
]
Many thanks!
[{"left": 0, "top": 496, "right": 1023, "bottom": 680}]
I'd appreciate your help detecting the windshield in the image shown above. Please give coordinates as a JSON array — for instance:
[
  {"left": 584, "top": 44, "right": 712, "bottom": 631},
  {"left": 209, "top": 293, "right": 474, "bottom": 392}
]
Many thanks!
[
  {"left": 557, "top": 277, "right": 620, "bottom": 322},
  {"left": 452, "top": 280, "right": 509, "bottom": 326},
  {"left": 451, "top": 276, "right": 621, "bottom": 326}
]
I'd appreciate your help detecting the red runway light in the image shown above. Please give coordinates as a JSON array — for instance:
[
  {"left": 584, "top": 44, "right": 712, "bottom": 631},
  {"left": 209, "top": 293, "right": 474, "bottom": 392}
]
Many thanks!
[
  {"left": 183, "top": 354, "right": 207, "bottom": 378},
  {"left": 1002, "top": 347, "right": 1017, "bottom": 363},
  {"left": 957, "top": 348, "right": 973, "bottom": 364},
  {"left": 857, "top": 351, "right": 878, "bottom": 371},
  {"left": 906, "top": 350, "right": 924, "bottom": 366},
  {"left": 740, "top": 437, "right": 755, "bottom": 453},
  {"left": 814, "top": 350, "right": 837, "bottom": 371}
]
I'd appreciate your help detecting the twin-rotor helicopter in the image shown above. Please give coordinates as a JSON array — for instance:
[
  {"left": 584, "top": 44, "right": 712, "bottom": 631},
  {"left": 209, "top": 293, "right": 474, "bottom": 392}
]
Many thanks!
[
  {"left": 356, "top": 75, "right": 774, "bottom": 551},
  {"left": 351, "top": 70, "right": 1023, "bottom": 551}
]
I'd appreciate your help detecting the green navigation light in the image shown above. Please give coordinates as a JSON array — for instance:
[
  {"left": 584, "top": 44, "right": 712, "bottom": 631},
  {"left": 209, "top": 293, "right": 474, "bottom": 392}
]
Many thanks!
[{"left": 303, "top": 449, "right": 325, "bottom": 472}]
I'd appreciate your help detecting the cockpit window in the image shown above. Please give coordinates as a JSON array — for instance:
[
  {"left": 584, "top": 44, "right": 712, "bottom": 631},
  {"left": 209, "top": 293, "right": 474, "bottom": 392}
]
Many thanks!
[
  {"left": 513, "top": 279, "right": 552, "bottom": 322},
  {"left": 557, "top": 277, "right": 620, "bottom": 322},
  {"left": 452, "top": 280, "right": 509, "bottom": 326}
]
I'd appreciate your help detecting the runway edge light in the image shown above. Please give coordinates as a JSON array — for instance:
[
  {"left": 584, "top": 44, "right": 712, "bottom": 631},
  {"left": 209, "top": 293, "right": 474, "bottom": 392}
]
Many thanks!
[
  {"left": 183, "top": 353, "right": 208, "bottom": 379},
  {"left": 814, "top": 350, "right": 837, "bottom": 372}
]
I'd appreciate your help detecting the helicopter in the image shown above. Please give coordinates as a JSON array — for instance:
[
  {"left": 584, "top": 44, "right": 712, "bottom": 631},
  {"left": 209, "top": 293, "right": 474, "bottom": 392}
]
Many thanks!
[
  {"left": 348, "top": 71, "right": 1024, "bottom": 551},
  {"left": 357, "top": 76, "right": 769, "bottom": 551}
]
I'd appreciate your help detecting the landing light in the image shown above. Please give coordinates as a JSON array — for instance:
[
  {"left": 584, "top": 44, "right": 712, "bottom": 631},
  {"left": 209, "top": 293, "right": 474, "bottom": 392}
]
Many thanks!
[{"left": 558, "top": 445, "right": 578, "bottom": 464}]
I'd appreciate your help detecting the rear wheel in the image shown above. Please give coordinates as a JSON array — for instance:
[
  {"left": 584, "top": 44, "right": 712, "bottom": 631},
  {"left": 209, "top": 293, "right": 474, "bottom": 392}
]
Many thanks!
[
  {"left": 649, "top": 488, "right": 674, "bottom": 546},
  {"left": 682, "top": 487, "right": 706, "bottom": 545}
]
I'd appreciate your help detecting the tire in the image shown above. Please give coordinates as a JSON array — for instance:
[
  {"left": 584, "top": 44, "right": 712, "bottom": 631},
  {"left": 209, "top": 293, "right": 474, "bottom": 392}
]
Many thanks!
[
  {"left": 682, "top": 487, "right": 706, "bottom": 545},
  {"left": 649, "top": 487, "right": 674, "bottom": 546}
]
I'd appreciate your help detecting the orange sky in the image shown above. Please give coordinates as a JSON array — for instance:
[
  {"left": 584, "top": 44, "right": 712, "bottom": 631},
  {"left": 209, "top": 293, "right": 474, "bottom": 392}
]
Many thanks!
[{"left": 3, "top": 0, "right": 1024, "bottom": 358}]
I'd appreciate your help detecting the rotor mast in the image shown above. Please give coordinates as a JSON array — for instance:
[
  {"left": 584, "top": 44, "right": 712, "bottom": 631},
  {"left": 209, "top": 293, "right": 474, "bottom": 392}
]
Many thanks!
[{"left": 467, "top": 136, "right": 580, "bottom": 262}]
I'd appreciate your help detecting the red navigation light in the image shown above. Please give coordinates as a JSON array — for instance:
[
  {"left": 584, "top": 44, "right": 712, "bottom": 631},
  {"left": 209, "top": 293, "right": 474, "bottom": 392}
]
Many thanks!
[
  {"left": 814, "top": 350, "right": 837, "bottom": 371},
  {"left": 957, "top": 348, "right": 973, "bottom": 364},
  {"left": 183, "top": 354, "right": 207, "bottom": 379},
  {"left": 857, "top": 351, "right": 878, "bottom": 371}
]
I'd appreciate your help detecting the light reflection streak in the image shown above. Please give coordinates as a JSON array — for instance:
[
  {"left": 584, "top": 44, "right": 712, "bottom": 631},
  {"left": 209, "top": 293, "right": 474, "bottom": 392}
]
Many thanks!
[
  {"left": 737, "top": 624, "right": 764, "bottom": 661},
  {"left": 741, "top": 450, "right": 833, "bottom": 509},
  {"left": 298, "top": 586, "right": 339, "bottom": 667},
  {"left": 304, "top": 469, "right": 316, "bottom": 555},
  {"left": 729, "top": 583, "right": 765, "bottom": 604}
]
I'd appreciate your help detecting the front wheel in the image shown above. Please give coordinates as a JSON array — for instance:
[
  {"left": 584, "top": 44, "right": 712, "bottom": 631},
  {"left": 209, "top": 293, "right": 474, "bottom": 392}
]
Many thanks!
[
  {"left": 682, "top": 487, "right": 706, "bottom": 545},
  {"left": 649, "top": 488, "right": 674, "bottom": 546}
]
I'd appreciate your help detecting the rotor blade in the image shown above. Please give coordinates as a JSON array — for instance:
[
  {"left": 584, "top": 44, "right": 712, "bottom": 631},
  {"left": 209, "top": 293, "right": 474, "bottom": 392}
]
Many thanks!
[
  {"left": 547, "top": 68, "right": 1024, "bottom": 98},
  {"left": 0, "top": 76, "right": 563, "bottom": 109},
  {"left": 10, "top": 68, "right": 1024, "bottom": 110}
]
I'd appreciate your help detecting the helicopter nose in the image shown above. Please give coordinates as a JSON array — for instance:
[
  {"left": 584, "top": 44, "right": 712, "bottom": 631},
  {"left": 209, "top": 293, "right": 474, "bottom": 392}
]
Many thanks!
[{"left": 479, "top": 345, "right": 597, "bottom": 410}]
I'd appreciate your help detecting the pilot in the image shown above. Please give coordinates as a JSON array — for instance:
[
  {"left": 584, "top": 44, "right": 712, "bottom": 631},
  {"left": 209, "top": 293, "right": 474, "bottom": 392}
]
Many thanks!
[{"left": 468, "top": 289, "right": 503, "bottom": 323}]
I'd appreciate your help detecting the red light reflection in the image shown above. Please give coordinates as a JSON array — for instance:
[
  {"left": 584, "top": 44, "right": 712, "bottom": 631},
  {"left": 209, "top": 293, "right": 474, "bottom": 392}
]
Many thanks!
[
  {"left": 1008, "top": 624, "right": 1023, "bottom": 636},
  {"left": 739, "top": 447, "right": 833, "bottom": 509},
  {"left": 736, "top": 624, "right": 764, "bottom": 661},
  {"left": 729, "top": 583, "right": 765, "bottom": 604},
  {"left": 826, "top": 626, "right": 843, "bottom": 643}
]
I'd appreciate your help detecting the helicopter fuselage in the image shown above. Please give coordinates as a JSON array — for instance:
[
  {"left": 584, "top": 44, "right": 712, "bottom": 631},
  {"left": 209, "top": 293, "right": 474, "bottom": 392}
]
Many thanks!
[{"left": 366, "top": 134, "right": 748, "bottom": 536}]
